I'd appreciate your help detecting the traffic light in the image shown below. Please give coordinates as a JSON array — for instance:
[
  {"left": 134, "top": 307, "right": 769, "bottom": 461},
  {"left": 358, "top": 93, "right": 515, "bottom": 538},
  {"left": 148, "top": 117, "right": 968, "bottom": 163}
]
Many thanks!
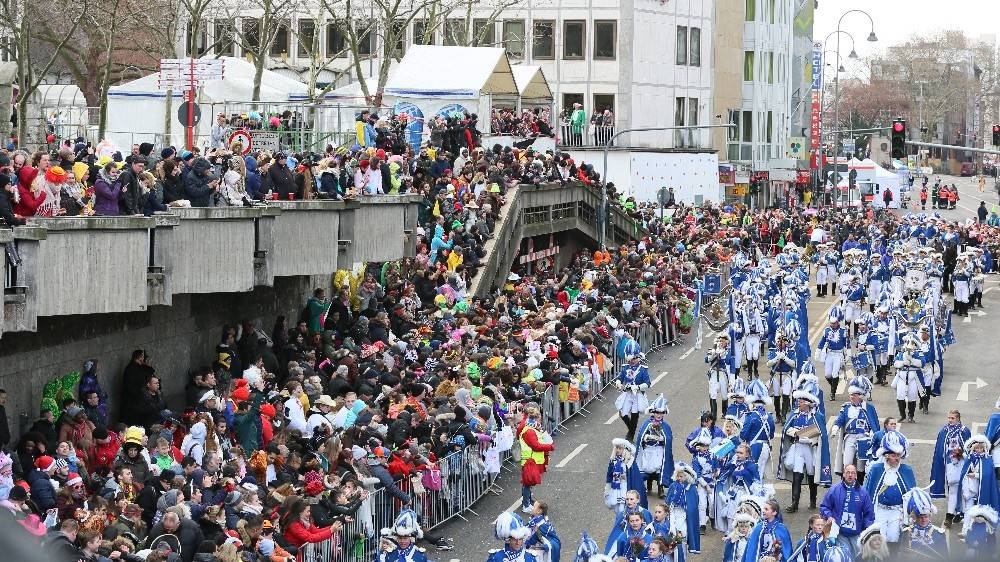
[
  {"left": 992, "top": 125, "right": 1000, "bottom": 146},
  {"left": 891, "top": 119, "right": 906, "bottom": 159}
]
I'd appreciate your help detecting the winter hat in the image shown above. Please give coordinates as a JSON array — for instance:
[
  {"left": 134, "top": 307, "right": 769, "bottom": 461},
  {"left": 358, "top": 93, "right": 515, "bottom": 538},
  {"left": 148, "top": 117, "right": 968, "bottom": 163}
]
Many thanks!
[
  {"left": 224, "top": 490, "right": 243, "bottom": 507},
  {"left": 258, "top": 539, "right": 276, "bottom": 556},
  {"left": 160, "top": 147, "right": 176, "bottom": 160},
  {"left": 66, "top": 472, "right": 83, "bottom": 487},
  {"left": 33, "top": 456, "right": 55, "bottom": 471},
  {"left": 231, "top": 386, "right": 250, "bottom": 403},
  {"left": 260, "top": 404, "right": 276, "bottom": 418},
  {"left": 45, "top": 166, "right": 68, "bottom": 183},
  {"left": 72, "top": 162, "right": 90, "bottom": 182}
]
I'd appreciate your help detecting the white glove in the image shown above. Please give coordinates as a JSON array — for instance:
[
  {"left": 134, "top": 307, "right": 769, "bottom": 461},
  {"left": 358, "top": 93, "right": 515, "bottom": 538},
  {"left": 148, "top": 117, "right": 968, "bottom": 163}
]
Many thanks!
[{"left": 830, "top": 425, "right": 840, "bottom": 437}]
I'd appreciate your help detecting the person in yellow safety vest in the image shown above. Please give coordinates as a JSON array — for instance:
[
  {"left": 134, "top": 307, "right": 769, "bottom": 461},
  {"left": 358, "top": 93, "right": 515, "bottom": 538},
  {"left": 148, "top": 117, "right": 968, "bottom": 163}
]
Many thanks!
[{"left": 518, "top": 406, "right": 554, "bottom": 513}]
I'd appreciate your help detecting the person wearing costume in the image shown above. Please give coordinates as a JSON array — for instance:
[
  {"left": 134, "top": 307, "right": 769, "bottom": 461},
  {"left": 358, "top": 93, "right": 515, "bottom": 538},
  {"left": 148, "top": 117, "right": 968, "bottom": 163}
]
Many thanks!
[
  {"left": 742, "top": 301, "right": 767, "bottom": 380},
  {"left": 984, "top": 394, "right": 1000, "bottom": 480},
  {"left": 380, "top": 510, "right": 430, "bottom": 562},
  {"left": 490, "top": 512, "right": 538, "bottom": 562},
  {"left": 617, "top": 349, "right": 651, "bottom": 442},
  {"left": 642, "top": 535, "right": 685, "bottom": 562},
  {"left": 740, "top": 379, "right": 775, "bottom": 478},
  {"left": 863, "top": 431, "right": 916, "bottom": 554},
  {"left": 685, "top": 412, "right": 725, "bottom": 456},
  {"left": 767, "top": 330, "right": 798, "bottom": 424},
  {"left": 794, "top": 364, "right": 826, "bottom": 417},
  {"left": 610, "top": 511, "right": 652, "bottom": 561},
  {"left": 705, "top": 333, "right": 736, "bottom": 421},
  {"left": 689, "top": 428, "right": 717, "bottom": 534},
  {"left": 605, "top": 438, "right": 648, "bottom": 513},
  {"left": 955, "top": 434, "right": 1000, "bottom": 517},
  {"left": 961, "top": 505, "right": 998, "bottom": 559},
  {"left": 722, "top": 513, "right": 755, "bottom": 562},
  {"left": 635, "top": 395, "right": 674, "bottom": 499},
  {"left": 856, "top": 525, "right": 888, "bottom": 562},
  {"left": 519, "top": 407, "right": 554, "bottom": 512},
  {"left": 778, "top": 389, "right": 832, "bottom": 513},
  {"left": 899, "top": 487, "right": 949, "bottom": 559},
  {"left": 831, "top": 379, "right": 880, "bottom": 484},
  {"left": 715, "top": 442, "right": 762, "bottom": 534},
  {"left": 849, "top": 316, "right": 877, "bottom": 383},
  {"left": 929, "top": 409, "right": 972, "bottom": 528},
  {"left": 819, "top": 464, "right": 874, "bottom": 557},
  {"left": 725, "top": 379, "right": 750, "bottom": 425},
  {"left": 891, "top": 335, "right": 923, "bottom": 424},
  {"left": 605, "top": 490, "right": 652, "bottom": 554},
  {"left": 643, "top": 503, "right": 671, "bottom": 540},
  {"left": 740, "top": 499, "right": 793, "bottom": 562},
  {"left": 525, "top": 501, "right": 561, "bottom": 562},
  {"left": 816, "top": 308, "right": 849, "bottom": 401},
  {"left": 790, "top": 515, "right": 829, "bottom": 562},
  {"left": 664, "top": 463, "right": 701, "bottom": 555},
  {"left": 870, "top": 306, "right": 895, "bottom": 387}
]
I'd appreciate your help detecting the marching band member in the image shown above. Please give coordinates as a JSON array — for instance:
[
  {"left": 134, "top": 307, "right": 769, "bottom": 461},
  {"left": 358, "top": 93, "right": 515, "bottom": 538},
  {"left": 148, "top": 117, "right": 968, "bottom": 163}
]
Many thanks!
[
  {"left": 705, "top": 333, "right": 736, "bottom": 421},
  {"left": 689, "top": 429, "right": 718, "bottom": 534},
  {"left": 740, "top": 499, "right": 793, "bottom": 562},
  {"left": 635, "top": 395, "right": 675, "bottom": 499},
  {"left": 863, "top": 431, "right": 917, "bottom": 555},
  {"left": 955, "top": 434, "right": 1000, "bottom": 516},
  {"left": 842, "top": 274, "right": 866, "bottom": 338},
  {"left": 891, "top": 335, "right": 923, "bottom": 424},
  {"left": 685, "top": 412, "right": 725, "bottom": 455},
  {"left": 525, "top": 501, "right": 562, "bottom": 562},
  {"left": 795, "top": 362, "right": 826, "bottom": 417},
  {"left": 791, "top": 515, "right": 829, "bottom": 562},
  {"left": 616, "top": 350, "right": 651, "bottom": 442},
  {"left": 916, "top": 325, "right": 938, "bottom": 415},
  {"left": 665, "top": 463, "right": 701, "bottom": 555},
  {"left": 899, "top": 487, "right": 949, "bottom": 559},
  {"left": 952, "top": 254, "right": 971, "bottom": 317},
  {"left": 870, "top": 306, "right": 895, "bottom": 386},
  {"left": 725, "top": 378, "right": 750, "bottom": 425},
  {"left": 490, "top": 512, "right": 537, "bottom": 562},
  {"left": 727, "top": 319, "right": 746, "bottom": 379},
  {"left": 715, "top": 443, "right": 762, "bottom": 534},
  {"left": 740, "top": 379, "right": 775, "bottom": 480},
  {"left": 816, "top": 307, "right": 849, "bottom": 401},
  {"left": 831, "top": 379, "right": 881, "bottom": 485},
  {"left": 815, "top": 243, "right": 834, "bottom": 298},
  {"left": 766, "top": 330, "right": 798, "bottom": 424},
  {"left": 643, "top": 503, "right": 671, "bottom": 539},
  {"left": 742, "top": 299, "right": 767, "bottom": 379},
  {"left": 850, "top": 315, "right": 877, "bottom": 383},
  {"left": 971, "top": 247, "right": 987, "bottom": 309},
  {"left": 381, "top": 510, "right": 429, "bottom": 562},
  {"left": 606, "top": 439, "right": 649, "bottom": 514},
  {"left": 888, "top": 251, "right": 906, "bottom": 302},
  {"left": 929, "top": 409, "right": 972, "bottom": 528},
  {"left": 778, "top": 388, "right": 832, "bottom": 513},
  {"left": 867, "top": 255, "right": 889, "bottom": 313},
  {"left": 986, "top": 395, "right": 1000, "bottom": 481}
]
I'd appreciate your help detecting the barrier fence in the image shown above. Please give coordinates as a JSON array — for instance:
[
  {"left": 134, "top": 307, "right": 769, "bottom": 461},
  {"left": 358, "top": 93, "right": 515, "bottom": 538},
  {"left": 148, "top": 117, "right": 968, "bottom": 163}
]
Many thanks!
[{"left": 300, "top": 303, "right": 685, "bottom": 562}]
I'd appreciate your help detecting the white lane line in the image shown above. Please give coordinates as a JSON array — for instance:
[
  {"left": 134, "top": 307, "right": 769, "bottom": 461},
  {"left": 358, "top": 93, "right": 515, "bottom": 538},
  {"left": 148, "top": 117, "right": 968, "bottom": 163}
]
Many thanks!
[
  {"left": 606, "top": 413, "right": 619, "bottom": 425},
  {"left": 809, "top": 301, "right": 839, "bottom": 348},
  {"left": 651, "top": 371, "right": 670, "bottom": 386},
  {"left": 679, "top": 347, "right": 695, "bottom": 360},
  {"left": 506, "top": 498, "right": 522, "bottom": 513},
  {"left": 909, "top": 439, "right": 935, "bottom": 446},
  {"left": 556, "top": 444, "right": 590, "bottom": 468},
  {"left": 963, "top": 316, "right": 972, "bottom": 323}
]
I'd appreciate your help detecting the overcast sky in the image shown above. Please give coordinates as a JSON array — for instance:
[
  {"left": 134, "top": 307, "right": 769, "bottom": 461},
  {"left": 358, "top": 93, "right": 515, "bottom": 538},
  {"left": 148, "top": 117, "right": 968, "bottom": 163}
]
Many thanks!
[{"left": 814, "top": 0, "right": 997, "bottom": 57}]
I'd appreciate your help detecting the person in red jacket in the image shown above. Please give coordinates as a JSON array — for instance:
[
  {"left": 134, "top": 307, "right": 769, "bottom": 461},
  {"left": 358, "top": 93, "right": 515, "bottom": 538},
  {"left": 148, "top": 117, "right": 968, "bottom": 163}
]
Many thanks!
[
  {"left": 13, "top": 167, "right": 45, "bottom": 217},
  {"left": 87, "top": 427, "right": 122, "bottom": 475},
  {"left": 280, "top": 498, "right": 342, "bottom": 548},
  {"left": 517, "top": 406, "right": 554, "bottom": 512},
  {"left": 259, "top": 403, "right": 276, "bottom": 448}
]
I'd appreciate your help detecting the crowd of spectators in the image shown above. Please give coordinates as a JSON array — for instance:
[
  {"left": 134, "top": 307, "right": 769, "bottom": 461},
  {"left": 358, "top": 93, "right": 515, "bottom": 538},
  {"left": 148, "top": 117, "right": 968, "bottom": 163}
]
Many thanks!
[{"left": 489, "top": 108, "right": 553, "bottom": 138}]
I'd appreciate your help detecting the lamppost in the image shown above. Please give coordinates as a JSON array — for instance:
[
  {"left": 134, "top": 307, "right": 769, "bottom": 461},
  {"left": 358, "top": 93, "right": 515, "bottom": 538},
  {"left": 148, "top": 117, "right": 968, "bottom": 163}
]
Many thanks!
[
  {"left": 833, "top": 10, "right": 878, "bottom": 166},
  {"left": 816, "top": 38, "right": 853, "bottom": 208}
]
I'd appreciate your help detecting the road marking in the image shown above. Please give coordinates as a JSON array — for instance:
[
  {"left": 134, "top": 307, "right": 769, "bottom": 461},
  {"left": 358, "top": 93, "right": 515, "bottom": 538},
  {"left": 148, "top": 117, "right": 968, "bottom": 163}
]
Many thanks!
[
  {"left": 909, "top": 439, "right": 936, "bottom": 446},
  {"left": 606, "top": 413, "right": 619, "bottom": 425},
  {"left": 680, "top": 347, "right": 695, "bottom": 360},
  {"left": 809, "top": 301, "right": 839, "bottom": 347},
  {"left": 556, "top": 444, "right": 589, "bottom": 468},
  {"left": 957, "top": 378, "right": 988, "bottom": 401},
  {"left": 651, "top": 371, "right": 670, "bottom": 386},
  {"left": 506, "top": 498, "right": 522, "bottom": 513},
  {"left": 973, "top": 422, "right": 987, "bottom": 434}
]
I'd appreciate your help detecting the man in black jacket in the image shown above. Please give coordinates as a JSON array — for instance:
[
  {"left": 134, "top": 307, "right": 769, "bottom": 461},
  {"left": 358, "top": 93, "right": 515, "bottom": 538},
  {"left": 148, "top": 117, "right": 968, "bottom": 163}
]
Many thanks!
[
  {"left": 0, "top": 173, "right": 24, "bottom": 226},
  {"left": 118, "top": 155, "right": 146, "bottom": 215},
  {"left": 148, "top": 510, "right": 204, "bottom": 562},
  {"left": 184, "top": 158, "right": 218, "bottom": 207}
]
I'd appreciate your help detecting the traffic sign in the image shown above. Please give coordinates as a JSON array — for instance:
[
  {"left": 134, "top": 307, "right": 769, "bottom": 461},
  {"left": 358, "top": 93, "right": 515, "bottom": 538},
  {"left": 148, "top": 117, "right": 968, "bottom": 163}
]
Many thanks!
[
  {"left": 229, "top": 130, "right": 253, "bottom": 155},
  {"left": 158, "top": 58, "right": 224, "bottom": 91},
  {"left": 177, "top": 101, "right": 201, "bottom": 126},
  {"left": 250, "top": 131, "right": 280, "bottom": 153}
]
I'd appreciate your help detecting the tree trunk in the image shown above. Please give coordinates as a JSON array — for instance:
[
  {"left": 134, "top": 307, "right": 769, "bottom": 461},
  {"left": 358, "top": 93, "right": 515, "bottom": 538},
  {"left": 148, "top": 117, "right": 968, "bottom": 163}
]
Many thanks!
[
  {"left": 164, "top": 90, "right": 174, "bottom": 146},
  {"left": 252, "top": 54, "right": 265, "bottom": 101}
]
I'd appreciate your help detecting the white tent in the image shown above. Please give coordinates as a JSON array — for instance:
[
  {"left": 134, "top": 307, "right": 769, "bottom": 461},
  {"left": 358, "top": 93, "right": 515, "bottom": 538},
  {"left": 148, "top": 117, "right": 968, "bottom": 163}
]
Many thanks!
[
  {"left": 511, "top": 65, "right": 552, "bottom": 100},
  {"left": 384, "top": 45, "right": 517, "bottom": 99},
  {"left": 106, "top": 57, "right": 313, "bottom": 150}
]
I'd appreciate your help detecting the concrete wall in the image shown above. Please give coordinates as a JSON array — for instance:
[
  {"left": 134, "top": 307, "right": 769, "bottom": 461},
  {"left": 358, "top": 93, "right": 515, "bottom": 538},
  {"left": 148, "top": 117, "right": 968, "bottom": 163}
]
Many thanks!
[
  {"left": 27, "top": 217, "right": 153, "bottom": 317},
  {"left": 269, "top": 200, "right": 346, "bottom": 277},
  {"left": 0, "top": 275, "right": 315, "bottom": 437},
  {"left": 0, "top": 228, "right": 10, "bottom": 338},
  {"left": 347, "top": 196, "right": 421, "bottom": 264},
  {"left": 164, "top": 208, "right": 260, "bottom": 295}
]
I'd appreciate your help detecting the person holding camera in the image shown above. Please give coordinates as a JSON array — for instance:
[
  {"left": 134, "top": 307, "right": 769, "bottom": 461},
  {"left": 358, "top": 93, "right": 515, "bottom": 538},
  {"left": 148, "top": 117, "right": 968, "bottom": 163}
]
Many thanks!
[{"left": 183, "top": 157, "right": 219, "bottom": 208}]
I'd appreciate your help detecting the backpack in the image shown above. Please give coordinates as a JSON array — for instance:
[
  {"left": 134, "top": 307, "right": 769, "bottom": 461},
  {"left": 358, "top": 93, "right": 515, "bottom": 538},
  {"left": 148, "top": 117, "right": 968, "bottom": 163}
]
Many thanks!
[{"left": 420, "top": 465, "right": 442, "bottom": 491}]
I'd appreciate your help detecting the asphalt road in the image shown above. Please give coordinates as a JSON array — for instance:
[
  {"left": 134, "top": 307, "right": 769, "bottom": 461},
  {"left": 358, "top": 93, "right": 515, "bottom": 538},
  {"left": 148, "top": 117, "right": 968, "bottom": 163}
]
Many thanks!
[{"left": 427, "top": 201, "right": 1000, "bottom": 562}]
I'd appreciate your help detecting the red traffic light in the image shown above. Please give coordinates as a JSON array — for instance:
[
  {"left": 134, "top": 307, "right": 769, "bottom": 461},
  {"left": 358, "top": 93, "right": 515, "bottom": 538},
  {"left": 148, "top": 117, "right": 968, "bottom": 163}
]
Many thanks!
[
  {"left": 993, "top": 125, "right": 1000, "bottom": 133},
  {"left": 893, "top": 122, "right": 905, "bottom": 133}
]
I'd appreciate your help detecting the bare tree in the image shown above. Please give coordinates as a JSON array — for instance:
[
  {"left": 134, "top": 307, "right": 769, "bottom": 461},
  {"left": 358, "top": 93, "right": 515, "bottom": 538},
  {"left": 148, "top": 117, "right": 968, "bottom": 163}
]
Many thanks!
[
  {"left": 222, "top": 0, "right": 301, "bottom": 101},
  {"left": 294, "top": 0, "right": 347, "bottom": 102},
  {"left": 0, "top": 0, "right": 90, "bottom": 146}
]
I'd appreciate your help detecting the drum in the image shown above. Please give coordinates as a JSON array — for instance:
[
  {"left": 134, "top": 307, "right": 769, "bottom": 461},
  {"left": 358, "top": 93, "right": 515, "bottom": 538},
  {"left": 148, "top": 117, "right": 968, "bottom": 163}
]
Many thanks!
[
  {"left": 905, "top": 269, "right": 927, "bottom": 292},
  {"left": 794, "top": 425, "right": 822, "bottom": 441},
  {"left": 851, "top": 351, "right": 872, "bottom": 371},
  {"left": 856, "top": 437, "right": 872, "bottom": 461}
]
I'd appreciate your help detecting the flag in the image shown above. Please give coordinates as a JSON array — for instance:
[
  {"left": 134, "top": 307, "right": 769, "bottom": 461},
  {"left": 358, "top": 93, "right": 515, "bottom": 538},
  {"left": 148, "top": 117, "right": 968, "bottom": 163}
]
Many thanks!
[
  {"left": 694, "top": 280, "right": 704, "bottom": 350},
  {"left": 727, "top": 292, "right": 737, "bottom": 360}
]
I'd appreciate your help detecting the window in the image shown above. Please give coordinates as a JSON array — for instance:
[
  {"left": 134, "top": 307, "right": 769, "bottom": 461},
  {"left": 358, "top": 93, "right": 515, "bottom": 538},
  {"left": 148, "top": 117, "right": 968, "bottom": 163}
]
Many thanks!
[
  {"left": 743, "top": 51, "right": 754, "bottom": 81},
  {"left": 270, "top": 19, "right": 290, "bottom": 56},
  {"left": 767, "top": 52, "right": 774, "bottom": 84},
  {"left": 532, "top": 20, "right": 554, "bottom": 59},
  {"left": 594, "top": 94, "right": 615, "bottom": 115},
  {"left": 594, "top": 20, "right": 616, "bottom": 59},
  {"left": 297, "top": 19, "right": 315, "bottom": 57},
  {"left": 562, "top": 93, "right": 584, "bottom": 115},
  {"left": 473, "top": 19, "right": 495, "bottom": 46},
  {"left": 242, "top": 18, "right": 260, "bottom": 52},
  {"left": 214, "top": 19, "right": 235, "bottom": 56},
  {"left": 444, "top": 19, "right": 466, "bottom": 46},
  {"left": 412, "top": 20, "right": 433, "bottom": 45},
  {"left": 688, "top": 97, "right": 699, "bottom": 128},
  {"left": 674, "top": 97, "right": 686, "bottom": 146},
  {"left": 727, "top": 110, "right": 740, "bottom": 142},
  {"left": 689, "top": 27, "right": 701, "bottom": 66},
  {"left": 769, "top": 0, "right": 776, "bottom": 24},
  {"left": 325, "top": 24, "right": 346, "bottom": 57},
  {"left": 742, "top": 110, "right": 753, "bottom": 142},
  {"left": 675, "top": 26, "right": 688, "bottom": 65},
  {"left": 356, "top": 22, "right": 374, "bottom": 56},
  {"left": 187, "top": 21, "right": 207, "bottom": 56},
  {"left": 390, "top": 19, "right": 406, "bottom": 56},
  {"left": 503, "top": 20, "right": 525, "bottom": 58},
  {"left": 746, "top": 0, "right": 755, "bottom": 21},
  {"left": 563, "top": 20, "right": 585, "bottom": 59},
  {"left": 766, "top": 111, "right": 773, "bottom": 143}
]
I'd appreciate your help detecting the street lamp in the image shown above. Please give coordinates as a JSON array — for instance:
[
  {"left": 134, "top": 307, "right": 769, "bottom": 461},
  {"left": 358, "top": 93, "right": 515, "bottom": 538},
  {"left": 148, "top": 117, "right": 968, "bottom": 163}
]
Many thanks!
[{"left": 834, "top": 10, "right": 877, "bottom": 169}]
